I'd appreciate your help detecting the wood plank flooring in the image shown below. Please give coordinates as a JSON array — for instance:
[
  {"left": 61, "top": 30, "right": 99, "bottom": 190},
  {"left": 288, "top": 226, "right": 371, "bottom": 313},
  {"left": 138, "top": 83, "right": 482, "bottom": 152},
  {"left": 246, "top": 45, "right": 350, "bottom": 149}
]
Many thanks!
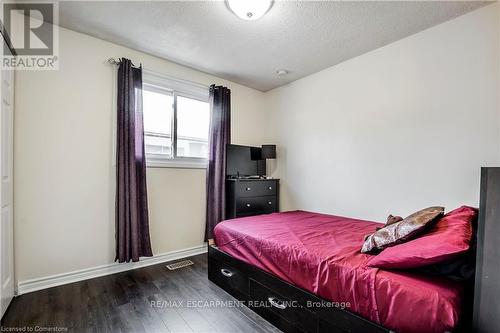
[{"left": 1, "top": 254, "right": 281, "bottom": 333}]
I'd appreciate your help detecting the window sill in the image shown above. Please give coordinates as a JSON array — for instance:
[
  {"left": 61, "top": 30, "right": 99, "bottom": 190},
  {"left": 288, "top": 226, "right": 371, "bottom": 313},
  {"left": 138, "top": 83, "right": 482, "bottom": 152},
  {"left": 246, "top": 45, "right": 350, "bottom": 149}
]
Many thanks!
[{"left": 146, "top": 157, "right": 207, "bottom": 169}]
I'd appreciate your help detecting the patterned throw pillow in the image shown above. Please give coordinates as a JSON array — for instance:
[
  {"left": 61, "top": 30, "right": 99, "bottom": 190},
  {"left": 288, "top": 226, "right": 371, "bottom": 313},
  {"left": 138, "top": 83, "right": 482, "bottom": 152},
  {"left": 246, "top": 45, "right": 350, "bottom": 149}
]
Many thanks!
[
  {"left": 367, "top": 206, "right": 477, "bottom": 269},
  {"left": 361, "top": 206, "right": 444, "bottom": 254}
]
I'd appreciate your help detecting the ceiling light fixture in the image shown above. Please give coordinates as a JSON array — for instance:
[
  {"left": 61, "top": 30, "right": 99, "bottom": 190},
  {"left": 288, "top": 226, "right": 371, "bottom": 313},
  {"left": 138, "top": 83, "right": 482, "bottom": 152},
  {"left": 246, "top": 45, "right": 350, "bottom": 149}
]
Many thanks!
[
  {"left": 226, "top": 0, "right": 274, "bottom": 21},
  {"left": 276, "top": 69, "right": 288, "bottom": 76}
]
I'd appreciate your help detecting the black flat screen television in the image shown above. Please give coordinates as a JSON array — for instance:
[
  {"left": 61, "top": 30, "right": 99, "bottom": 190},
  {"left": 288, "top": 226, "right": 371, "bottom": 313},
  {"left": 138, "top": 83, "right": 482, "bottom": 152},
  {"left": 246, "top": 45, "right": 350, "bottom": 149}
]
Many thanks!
[{"left": 226, "top": 144, "right": 266, "bottom": 177}]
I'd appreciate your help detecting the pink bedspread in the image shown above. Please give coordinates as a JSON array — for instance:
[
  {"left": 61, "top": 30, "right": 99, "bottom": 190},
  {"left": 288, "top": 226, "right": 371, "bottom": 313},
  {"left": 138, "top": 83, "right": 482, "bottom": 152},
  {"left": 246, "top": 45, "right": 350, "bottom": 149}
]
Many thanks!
[{"left": 214, "top": 211, "right": 463, "bottom": 333}]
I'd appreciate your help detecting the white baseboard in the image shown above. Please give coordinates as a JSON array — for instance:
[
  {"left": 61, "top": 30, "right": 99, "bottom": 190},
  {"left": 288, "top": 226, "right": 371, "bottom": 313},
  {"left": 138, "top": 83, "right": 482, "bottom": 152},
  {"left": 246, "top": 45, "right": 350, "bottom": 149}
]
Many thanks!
[{"left": 17, "top": 244, "right": 207, "bottom": 295}]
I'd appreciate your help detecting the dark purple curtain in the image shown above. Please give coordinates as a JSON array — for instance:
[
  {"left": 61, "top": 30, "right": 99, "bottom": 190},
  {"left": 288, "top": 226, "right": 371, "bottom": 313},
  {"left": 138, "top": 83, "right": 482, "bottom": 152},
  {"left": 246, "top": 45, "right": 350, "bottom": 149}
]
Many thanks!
[
  {"left": 115, "top": 58, "right": 153, "bottom": 262},
  {"left": 205, "top": 85, "right": 231, "bottom": 240}
]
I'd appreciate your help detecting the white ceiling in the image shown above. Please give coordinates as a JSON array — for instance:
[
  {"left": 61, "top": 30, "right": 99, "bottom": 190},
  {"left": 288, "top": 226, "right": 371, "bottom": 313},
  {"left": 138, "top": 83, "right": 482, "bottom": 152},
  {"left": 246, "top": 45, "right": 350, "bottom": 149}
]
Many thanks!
[{"left": 55, "top": 1, "right": 491, "bottom": 91}]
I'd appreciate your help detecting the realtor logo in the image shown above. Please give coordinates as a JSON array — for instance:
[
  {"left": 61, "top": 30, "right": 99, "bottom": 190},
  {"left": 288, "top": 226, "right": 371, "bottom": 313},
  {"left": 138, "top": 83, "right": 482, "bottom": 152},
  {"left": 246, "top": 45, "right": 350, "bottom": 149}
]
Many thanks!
[{"left": 1, "top": 2, "right": 59, "bottom": 69}]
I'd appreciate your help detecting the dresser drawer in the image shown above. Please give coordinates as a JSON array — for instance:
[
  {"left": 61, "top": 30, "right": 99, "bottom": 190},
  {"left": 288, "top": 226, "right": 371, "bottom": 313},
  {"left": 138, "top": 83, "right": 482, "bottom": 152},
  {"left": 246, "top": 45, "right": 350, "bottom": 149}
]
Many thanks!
[
  {"left": 249, "top": 279, "right": 317, "bottom": 332},
  {"left": 236, "top": 181, "right": 277, "bottom": 198},
  {"left": 236, "top": 196, "right": 277, "bottom": 216}
]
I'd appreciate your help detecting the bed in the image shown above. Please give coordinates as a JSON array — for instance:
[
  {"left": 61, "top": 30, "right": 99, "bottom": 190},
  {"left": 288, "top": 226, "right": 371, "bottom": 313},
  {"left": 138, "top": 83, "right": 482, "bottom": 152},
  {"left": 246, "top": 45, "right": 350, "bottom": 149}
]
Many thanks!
[
  {"left": 208, "top": 168, "right": 500, "bottom": 333},
  {"left": 212, "top": 210, "right": 464, "bottom": 333}
]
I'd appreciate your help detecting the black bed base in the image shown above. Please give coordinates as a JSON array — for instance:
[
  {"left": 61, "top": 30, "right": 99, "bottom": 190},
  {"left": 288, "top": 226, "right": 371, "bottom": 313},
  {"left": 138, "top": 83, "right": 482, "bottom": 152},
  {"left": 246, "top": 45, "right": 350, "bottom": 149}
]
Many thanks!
[{"left": 208, "top": 244, "right": 392, "bottom": 333}]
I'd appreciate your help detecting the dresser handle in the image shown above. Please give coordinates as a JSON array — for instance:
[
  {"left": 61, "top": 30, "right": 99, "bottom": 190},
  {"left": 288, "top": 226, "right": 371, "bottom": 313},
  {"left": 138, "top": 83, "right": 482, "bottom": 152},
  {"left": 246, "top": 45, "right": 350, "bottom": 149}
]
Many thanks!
[
  {"left": 268, "top": 201, "right": 272, "bottom": 205},
  {"left": 268, "top": 186, "right": 272, "bottom": 190},
  {"left": 246, "top": 203, "right": 251, "bottom": 207},
  {"left": 268, "top": 297, "right": 287, "bottom": 310},
  {"left": 220, "top": 268, "right": 233, "bottom": 277},
  {"left": 246, "top": 187, "right": 251, "bottom": 191}
]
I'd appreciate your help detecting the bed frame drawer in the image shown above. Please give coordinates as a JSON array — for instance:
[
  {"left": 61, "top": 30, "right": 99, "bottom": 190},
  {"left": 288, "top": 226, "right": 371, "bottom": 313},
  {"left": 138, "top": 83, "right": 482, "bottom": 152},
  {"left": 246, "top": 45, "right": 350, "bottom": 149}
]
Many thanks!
[
  {"left": 318, "top": 319, "right": 349, "bottom": 333},
  {"left": 249, "top": 278, "right": 318, "bottom": 333},
  {"left": 208, "top": 245, "right": 390, "bottom": 333},
  {"left": 208, "top": 257, "right": 248, "bottom": 300}
]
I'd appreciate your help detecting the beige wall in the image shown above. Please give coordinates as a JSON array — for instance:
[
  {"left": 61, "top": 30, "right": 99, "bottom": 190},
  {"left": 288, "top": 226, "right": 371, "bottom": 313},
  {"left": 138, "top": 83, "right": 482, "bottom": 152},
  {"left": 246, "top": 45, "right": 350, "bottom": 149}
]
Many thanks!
[
  {"left": 14, "top": 26, "right": 268, "bottom": 282},
  {"left": 266, "top": 4, "right": 500, "bottom": 221}
]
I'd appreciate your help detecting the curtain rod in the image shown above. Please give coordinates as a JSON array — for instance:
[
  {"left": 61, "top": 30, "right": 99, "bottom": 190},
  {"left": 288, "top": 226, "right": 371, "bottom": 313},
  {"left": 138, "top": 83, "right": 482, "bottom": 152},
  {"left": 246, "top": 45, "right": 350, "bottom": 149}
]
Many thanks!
[
  {"left": 106, "top": 58, "right": 141, "bottom": 68},
  {"left": 107, "top": 58, "right": 120, "bottom": 65},
  {"left": 106, "top": 57, "right": 210, "bottom": 91}
]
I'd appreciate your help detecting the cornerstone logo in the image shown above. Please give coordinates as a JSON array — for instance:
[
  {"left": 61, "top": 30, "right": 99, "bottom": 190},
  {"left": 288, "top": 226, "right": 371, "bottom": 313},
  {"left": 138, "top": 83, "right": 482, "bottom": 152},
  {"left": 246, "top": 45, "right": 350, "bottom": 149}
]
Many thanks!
[{"left": 1, "top": 1, "right": 59, "bottom": 70}]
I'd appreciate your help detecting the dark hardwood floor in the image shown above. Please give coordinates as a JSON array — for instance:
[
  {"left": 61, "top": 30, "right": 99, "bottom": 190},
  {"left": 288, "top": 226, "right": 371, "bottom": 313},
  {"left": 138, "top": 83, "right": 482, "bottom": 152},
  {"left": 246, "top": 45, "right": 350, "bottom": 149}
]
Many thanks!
[{"left": 1, "top": 254, "right": 281, "bottom": 333}]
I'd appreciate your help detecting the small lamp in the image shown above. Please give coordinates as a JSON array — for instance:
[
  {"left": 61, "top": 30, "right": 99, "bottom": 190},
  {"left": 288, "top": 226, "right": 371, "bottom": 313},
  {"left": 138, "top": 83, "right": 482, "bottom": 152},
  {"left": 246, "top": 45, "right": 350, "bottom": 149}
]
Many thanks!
[
  {"left": 261, "top": 145, "right": 276, "bottom": 159},
  {"left": 261, "top": 145, "right": 276, "bottom": 178}
]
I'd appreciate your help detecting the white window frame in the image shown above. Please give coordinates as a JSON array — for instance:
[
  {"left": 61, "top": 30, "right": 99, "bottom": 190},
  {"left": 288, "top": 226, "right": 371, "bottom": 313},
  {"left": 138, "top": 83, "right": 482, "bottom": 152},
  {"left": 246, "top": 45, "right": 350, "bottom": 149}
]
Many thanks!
[{"left": 142, "top": 70, "right": 210, "bottom": 169}]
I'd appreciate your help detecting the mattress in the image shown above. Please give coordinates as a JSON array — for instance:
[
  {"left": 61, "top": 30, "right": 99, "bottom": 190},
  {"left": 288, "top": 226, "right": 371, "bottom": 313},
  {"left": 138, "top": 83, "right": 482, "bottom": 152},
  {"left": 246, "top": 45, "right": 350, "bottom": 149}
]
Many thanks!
[{"left": 214, "top": 210, "right": 463, "bottom": 333}]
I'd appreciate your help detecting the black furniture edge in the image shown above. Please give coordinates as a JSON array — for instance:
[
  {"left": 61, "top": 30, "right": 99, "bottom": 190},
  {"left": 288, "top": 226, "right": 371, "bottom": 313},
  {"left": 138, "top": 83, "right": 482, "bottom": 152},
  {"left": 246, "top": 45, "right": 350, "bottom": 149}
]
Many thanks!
[
  {"left": 208, "top": 244, "right": 392, "bottom": 333},
  {"left": 472, "top": 167, "right": 500, "bottom": 333}
]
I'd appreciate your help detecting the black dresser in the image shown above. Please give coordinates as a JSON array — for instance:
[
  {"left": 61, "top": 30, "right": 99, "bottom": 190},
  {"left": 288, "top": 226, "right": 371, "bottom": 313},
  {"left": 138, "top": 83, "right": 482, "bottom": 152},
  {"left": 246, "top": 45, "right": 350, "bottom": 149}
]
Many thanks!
[{"left": 226, "top": 179, "right": 279, "bottom": 219}]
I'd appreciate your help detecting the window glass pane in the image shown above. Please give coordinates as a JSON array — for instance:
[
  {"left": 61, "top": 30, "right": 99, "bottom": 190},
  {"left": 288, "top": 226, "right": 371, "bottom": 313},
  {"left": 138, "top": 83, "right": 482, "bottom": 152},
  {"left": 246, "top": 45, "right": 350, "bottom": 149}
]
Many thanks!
[
  {"left": 143, "top": 88, "right": 173, "bottom": 158},
  {"left": 177, "top": 95, "right": 210, "bottom": 158},
  {"left": 144, "top": 134, "right": 172, "bottom": 157}
]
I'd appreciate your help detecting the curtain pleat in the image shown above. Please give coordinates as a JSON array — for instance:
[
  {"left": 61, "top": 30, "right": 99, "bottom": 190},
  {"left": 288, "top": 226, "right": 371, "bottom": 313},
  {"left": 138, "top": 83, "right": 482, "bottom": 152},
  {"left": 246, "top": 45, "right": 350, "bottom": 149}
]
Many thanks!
[{"left": 205, "top": 85, "right": 231, "bottom": 240}]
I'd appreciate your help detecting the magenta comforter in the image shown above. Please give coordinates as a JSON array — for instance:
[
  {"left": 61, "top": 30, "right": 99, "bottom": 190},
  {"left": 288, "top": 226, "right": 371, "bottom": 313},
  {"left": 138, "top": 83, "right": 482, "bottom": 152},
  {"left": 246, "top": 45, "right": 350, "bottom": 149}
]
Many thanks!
[{"left": 214, "top": 210, "right": 463, "bottom": 333}]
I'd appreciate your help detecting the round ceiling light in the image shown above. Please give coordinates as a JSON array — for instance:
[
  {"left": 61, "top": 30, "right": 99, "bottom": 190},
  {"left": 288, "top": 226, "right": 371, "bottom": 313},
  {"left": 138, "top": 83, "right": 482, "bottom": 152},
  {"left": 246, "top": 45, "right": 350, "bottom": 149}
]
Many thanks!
[
  {"left": 226, "top": 0, "right": 274, "bottom": 21},
  {"left": 276, "top": 69, "right": 288, "bottom": 76}
]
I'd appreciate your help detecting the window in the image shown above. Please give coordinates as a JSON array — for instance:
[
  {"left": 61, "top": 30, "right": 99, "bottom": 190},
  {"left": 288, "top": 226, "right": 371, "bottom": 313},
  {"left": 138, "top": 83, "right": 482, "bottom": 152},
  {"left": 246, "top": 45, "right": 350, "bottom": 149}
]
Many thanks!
[
  {"left": 143, "top": 88, "right": 173, "bottom": 158},
  {"left": 142, "top": 71, "right": 210, "bottom": 168}
]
